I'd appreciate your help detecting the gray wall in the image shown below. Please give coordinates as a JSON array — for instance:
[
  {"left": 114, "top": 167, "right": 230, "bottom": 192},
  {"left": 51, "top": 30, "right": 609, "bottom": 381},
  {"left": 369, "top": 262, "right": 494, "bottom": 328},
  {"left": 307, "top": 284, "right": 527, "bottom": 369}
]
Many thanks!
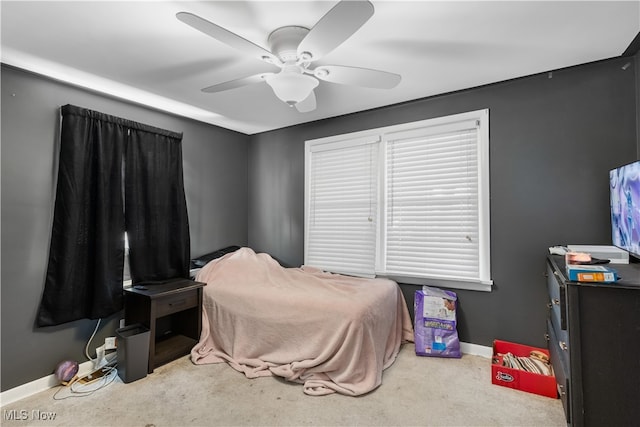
[
  {"left": 2, "top": 53, "right": 638, "bottom": 393},
  {"left": 1, "top": 65, "right": 249, "bottom": 391},
  {"left": 248, "top": 56, "right": 638, "bottom": 348}
]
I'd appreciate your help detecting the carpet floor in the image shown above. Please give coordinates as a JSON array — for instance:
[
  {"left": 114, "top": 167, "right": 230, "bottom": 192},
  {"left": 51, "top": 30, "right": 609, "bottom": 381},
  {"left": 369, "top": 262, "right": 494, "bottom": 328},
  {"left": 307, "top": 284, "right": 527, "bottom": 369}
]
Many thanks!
[{"left": 1, "top": 344, "right": 566, "bottom": 426}]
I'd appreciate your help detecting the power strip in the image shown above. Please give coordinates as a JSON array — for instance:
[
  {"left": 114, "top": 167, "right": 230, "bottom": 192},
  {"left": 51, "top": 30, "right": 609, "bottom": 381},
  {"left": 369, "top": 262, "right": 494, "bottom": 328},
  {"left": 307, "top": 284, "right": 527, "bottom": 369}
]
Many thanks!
[
  {"left": 77, "top": 367, "right": 110, "bottom": 385},
  {"left": 105, "top": 336, "right": 116, "bottom": 350}
]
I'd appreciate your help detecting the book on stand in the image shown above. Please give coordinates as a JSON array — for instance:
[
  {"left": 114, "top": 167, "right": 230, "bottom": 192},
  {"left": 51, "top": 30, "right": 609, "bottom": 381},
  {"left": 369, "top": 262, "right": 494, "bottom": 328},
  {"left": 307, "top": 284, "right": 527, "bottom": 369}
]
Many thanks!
[{"left": 566, "top": 263, "right": 618, "bottom": 283}]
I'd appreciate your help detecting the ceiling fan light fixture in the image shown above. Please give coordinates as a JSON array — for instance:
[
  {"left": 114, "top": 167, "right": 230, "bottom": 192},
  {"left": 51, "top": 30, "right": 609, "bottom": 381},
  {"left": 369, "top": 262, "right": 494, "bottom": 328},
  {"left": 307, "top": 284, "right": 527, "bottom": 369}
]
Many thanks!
[{"left": 265, "top": 71, "right": 319, "bottom": 106}]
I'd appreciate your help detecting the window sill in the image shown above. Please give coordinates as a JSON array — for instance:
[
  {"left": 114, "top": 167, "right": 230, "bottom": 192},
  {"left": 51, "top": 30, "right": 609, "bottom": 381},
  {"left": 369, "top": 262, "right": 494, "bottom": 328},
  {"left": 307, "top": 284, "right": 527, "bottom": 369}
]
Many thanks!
[{"left": 380, "top": 274, "right": 493, "bottom": 292}]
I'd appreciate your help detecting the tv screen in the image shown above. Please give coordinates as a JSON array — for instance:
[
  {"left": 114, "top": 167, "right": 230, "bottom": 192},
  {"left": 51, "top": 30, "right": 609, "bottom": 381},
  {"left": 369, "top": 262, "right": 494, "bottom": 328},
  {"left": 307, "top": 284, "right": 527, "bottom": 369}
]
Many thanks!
[{"left": 610, "top": 160, "right": 640, "bottom": 259}]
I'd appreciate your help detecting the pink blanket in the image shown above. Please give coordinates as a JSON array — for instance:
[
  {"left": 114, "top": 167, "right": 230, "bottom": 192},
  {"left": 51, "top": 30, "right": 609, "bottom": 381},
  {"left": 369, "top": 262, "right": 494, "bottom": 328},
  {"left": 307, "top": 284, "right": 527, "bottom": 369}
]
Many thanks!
[{"left": 191, "top": 248, "right": 414, "bottom": 396}]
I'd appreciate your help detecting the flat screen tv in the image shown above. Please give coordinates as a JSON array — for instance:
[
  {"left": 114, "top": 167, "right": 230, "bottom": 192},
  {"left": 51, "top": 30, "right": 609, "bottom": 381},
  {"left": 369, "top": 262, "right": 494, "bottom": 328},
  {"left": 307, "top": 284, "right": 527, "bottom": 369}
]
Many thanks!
[{"left": 610, "top": 160, "right": 640, "bottom": 260}]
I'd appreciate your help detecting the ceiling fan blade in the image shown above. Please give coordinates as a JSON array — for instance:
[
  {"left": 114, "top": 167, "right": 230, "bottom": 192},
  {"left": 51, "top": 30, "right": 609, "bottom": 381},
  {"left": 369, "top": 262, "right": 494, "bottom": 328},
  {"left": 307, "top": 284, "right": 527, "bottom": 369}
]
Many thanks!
[
  {"left": 177, "top": 12, "right": 278, "bottom": 63},
  {"left": 297, "top": 0, "right": 374, "bottom": 62},
  {"left": 295, "top": 90, "right": 317, "bottom": 113},
  {"left": 201, "top": 73, "right": 273, "bottom": 93},
  {"left": 314, "top": 65, "right": 401, "bottom": 89}
]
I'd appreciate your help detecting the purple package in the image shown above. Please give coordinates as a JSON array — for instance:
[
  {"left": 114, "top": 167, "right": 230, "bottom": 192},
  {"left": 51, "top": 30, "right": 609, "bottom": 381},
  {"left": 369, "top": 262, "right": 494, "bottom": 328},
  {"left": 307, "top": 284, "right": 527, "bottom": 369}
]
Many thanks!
[{"left": 414, "top": 287, "right": 461, "bottom": 358}]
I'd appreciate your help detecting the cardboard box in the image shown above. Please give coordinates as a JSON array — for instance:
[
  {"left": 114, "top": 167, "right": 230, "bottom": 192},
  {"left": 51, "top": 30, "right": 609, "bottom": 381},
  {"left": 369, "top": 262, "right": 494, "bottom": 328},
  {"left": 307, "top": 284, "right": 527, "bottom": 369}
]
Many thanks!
[
  {"left": 491, "top": 340, "right": 557, "bottom": 398},
  {"left": 567, "top": 244, "right": 629, "bottom": 264}
]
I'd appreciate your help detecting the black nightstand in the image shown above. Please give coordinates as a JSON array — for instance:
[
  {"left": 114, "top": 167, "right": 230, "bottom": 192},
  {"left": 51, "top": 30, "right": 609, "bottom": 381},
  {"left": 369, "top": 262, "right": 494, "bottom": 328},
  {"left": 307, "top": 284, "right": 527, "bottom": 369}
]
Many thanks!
[{"left": 124, "top": 278, "right": 206, "bottom": 373}]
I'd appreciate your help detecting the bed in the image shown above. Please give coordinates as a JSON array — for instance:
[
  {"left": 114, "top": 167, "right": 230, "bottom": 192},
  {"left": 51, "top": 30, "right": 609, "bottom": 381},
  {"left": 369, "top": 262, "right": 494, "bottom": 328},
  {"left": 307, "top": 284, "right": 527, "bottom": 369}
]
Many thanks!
[{"left": 190, "top": 247, "right": 414, "bottom": 396}]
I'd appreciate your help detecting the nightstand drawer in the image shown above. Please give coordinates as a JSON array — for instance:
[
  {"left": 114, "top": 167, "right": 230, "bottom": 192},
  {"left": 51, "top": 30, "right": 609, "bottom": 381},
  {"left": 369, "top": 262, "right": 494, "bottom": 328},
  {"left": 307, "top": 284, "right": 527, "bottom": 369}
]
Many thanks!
[{"left": 156, "top": 291, "right": 198, "bottom": 318}]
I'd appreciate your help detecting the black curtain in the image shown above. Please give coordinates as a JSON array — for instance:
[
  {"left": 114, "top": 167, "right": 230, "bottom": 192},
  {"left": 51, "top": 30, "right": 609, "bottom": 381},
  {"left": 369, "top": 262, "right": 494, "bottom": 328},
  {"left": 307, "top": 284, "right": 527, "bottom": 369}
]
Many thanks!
[
  {"left": 125, "top": 125, "right": 190, "bottom": 282},
  {"left": 37, "top": 105, "right": 189, "bottom": 327}
]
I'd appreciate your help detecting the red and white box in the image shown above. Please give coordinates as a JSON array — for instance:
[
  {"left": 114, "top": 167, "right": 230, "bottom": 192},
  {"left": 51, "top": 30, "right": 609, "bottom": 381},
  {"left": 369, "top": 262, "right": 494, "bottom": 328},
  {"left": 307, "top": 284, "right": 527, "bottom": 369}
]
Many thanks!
[{"left": 491, "top": 340, "right": 557, "bottom": 398}]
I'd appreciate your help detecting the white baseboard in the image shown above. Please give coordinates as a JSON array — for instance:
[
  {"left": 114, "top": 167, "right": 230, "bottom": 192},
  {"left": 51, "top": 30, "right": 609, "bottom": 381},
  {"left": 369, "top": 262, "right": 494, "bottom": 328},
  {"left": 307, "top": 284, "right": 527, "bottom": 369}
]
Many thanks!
[
  {"left": 460, "top": 341, "right": 493, "bottom": 359},
  {"left": 0, "top": 360, "right": 95, "bottom": 407},
  {"left": 1, "top": 342, "right": 493, "bottom": 406}
]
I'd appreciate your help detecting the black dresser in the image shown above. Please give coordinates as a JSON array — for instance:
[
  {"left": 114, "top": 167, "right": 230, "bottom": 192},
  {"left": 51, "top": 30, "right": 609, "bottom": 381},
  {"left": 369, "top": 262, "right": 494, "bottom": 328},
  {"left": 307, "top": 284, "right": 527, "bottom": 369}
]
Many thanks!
[{"left": 546, "top": 255, "right": 640, "bottom": 426}]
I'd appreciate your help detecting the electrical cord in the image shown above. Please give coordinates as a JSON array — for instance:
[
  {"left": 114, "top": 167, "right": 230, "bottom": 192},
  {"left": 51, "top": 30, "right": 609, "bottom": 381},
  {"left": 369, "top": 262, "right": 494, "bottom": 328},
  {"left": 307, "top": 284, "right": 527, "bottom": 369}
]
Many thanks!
[
  {"left": 52, "top": 365, "right": 118, "bottom": 400},
  {"left": 84, "top": 318, "right": 102, "bottom": 362},
  {"left": 52, "top": 318, "right": 120, "bottom": 400}
]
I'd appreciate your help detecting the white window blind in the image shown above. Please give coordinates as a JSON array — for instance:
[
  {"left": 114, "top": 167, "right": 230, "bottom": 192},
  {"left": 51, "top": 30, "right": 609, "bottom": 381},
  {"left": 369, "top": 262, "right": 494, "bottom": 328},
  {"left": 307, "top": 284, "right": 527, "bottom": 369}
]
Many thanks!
[
  {"left": 305, "top": 138, "right": 379, "bottom": 277},
  {"left": 384, "top": 121, "right": 481, "bottom": 281},
  {"left": 305, "top": 109, "right": 491, "bottom": 291}
]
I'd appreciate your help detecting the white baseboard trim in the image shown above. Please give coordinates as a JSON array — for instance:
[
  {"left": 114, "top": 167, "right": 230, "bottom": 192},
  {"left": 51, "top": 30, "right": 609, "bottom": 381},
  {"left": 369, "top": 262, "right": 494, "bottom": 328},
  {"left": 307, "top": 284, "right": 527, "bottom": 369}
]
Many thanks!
[
  {"left": 2, "top": 342, "right": 493, "bottom": 406},
  {"left": 0, "top": 360, "right": 95, "bottom": 407},
  {"left": 460, "top": 341, "right": 493, "bottom": 359}
]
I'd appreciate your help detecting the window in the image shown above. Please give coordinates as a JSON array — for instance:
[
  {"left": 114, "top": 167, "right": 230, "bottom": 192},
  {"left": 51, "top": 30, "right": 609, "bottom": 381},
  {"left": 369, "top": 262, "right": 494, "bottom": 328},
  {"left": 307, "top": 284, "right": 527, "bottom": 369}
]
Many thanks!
[
  {"left": 123, "top": 232, "right": 132, "bottom": 286},
  {"left": 304, "top": 109, "right": 491, "bottom": 291},
  {"left": 37, "top": 104, "right": 189, "bottom": 327},
  {"left": 305, "top": 136, "right": 380, "bottom": 277}
]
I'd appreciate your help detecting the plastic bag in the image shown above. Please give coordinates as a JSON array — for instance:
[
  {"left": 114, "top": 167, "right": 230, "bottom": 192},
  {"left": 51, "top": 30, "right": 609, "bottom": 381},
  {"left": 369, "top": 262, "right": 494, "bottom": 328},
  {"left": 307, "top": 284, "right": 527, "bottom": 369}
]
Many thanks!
[{"left": 414, "top": 286, "right": 461, "bottom": 358}]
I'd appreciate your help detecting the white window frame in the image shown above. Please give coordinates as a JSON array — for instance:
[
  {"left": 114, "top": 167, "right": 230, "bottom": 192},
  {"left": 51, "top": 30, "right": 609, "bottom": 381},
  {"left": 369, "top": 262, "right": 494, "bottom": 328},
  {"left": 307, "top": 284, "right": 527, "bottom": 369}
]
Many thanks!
[
  {"left": 304, "top": 135, "right": 381, "bottom": 277},
  {"left": 304, "top": 109, "right": 492, "bottom": 292}
]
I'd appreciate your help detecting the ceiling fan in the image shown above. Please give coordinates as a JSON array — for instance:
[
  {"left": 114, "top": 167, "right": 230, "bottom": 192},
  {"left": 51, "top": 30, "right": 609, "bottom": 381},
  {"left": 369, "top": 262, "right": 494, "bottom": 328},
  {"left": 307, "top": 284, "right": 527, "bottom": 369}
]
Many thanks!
[{"left": 176, "top": 0, "right": 401, "bottom": 113}]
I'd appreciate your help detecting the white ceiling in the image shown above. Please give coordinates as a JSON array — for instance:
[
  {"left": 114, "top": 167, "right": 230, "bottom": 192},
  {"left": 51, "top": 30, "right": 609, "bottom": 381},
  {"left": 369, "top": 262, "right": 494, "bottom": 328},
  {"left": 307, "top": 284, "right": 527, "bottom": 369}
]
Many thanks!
[{"left": 2, "top": 1, "right": 638, "bottom": 135}]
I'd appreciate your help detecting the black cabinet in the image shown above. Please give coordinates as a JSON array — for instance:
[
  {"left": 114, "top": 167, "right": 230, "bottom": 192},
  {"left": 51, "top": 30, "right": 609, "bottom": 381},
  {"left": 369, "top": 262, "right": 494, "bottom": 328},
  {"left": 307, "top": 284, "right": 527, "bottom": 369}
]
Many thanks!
[
  {"left": 546, "top": 255, "right": 640, "bottom": 426},
  {"left": 124, "top": 279, "right": 206, "bottom": 373}
]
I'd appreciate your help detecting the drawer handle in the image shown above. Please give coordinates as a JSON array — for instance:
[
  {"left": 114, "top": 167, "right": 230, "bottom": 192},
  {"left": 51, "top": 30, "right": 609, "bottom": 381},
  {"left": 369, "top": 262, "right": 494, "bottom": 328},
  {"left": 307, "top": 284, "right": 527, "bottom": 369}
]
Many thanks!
[
  {"left": 559, "top": 341, "right": 568, "bottom": 351},
  {"left": 558, "top": 384, "right": 566, "bottom": 396},
  {"left": 169, "top": 299, "right": 186, "bottom": 307},
  {"left": 547, "top": 298, "right": 560, "bottom": 308}
]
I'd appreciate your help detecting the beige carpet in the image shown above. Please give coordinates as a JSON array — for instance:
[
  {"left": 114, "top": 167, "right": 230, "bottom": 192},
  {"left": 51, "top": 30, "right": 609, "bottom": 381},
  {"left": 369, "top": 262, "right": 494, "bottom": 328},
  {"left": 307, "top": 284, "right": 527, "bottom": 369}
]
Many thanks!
[{"left": 1, "top": 344, "right": 565, "bottom": 426}]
